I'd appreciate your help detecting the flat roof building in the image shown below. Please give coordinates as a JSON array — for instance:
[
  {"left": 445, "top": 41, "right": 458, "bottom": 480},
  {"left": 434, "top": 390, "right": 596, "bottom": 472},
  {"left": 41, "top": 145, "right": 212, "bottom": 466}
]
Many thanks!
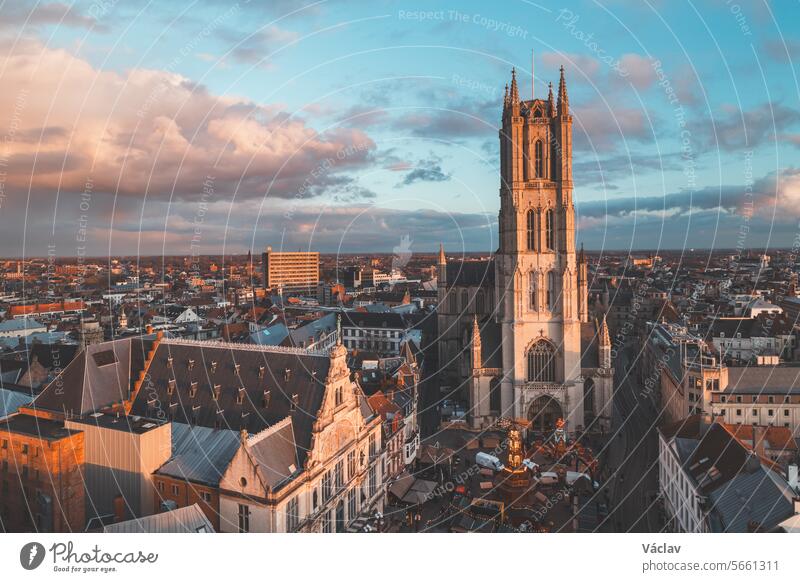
[{"left": 262, "top": 247, "right": 319, "bottom": 295}]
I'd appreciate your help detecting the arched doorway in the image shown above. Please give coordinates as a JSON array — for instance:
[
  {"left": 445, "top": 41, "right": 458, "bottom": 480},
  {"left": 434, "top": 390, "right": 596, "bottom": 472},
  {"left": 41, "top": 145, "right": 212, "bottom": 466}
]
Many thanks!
[{"left": 528, "top": 395, "right": 563, "bottom": 432}]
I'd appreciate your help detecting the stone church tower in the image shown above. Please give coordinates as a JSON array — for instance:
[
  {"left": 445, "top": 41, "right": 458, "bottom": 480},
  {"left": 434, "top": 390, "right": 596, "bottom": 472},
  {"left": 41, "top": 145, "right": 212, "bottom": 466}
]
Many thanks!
[
  {"left": 495, "top": 67, "right": 589, "bottom": 432},
  {"left": 436, "top": 65, "right": 612, "bottom": 435}
]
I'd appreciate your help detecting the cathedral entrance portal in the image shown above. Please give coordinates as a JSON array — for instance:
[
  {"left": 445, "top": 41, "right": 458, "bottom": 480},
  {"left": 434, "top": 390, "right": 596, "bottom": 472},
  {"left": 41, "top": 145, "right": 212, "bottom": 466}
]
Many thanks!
[{"left": 527, "top": 396, "right": 563, "bottom": 432}]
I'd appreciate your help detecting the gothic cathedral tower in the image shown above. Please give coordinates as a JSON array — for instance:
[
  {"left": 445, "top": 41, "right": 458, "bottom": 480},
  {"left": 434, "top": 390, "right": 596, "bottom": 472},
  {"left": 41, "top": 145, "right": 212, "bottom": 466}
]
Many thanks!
[{"left": 495, "top": 67, "right": 589, "bottom": 432}]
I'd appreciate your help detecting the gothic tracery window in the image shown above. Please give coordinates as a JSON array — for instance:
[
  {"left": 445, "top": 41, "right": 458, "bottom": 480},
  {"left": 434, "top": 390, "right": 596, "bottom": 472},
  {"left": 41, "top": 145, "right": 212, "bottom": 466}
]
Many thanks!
[
  {"left": 528, "top": 271, "right": 537, "bottom": 311},
  {"left": 534, "top": 140, "right": 543, "bottom": 178},
  {"left": 527, "top": 340, "right": 556, "bottom": 383},
  {"left": 526, "top": 209, "right": 536, "bottom": 251},
  {"left": 545, "top": 208, "right": 554, "bottom": 250},
  {"left": 547, "top": 271, "right": 556, "bottom": 311}
]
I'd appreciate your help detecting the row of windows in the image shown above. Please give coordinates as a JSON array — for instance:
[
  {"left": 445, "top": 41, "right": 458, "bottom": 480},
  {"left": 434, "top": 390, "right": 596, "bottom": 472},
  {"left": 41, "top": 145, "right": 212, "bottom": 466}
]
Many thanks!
[
  {"left": 527, "top": 271, "right": 557, "bottom": 312},
  {"left": 720, "top": 395, "right": 791, "bottom": 404},
  {"left": 526, "top": 208, "right": 555, "bottom": 252},
  {"left": 446, "top": 289, "right": 487, "bottom": 315}
]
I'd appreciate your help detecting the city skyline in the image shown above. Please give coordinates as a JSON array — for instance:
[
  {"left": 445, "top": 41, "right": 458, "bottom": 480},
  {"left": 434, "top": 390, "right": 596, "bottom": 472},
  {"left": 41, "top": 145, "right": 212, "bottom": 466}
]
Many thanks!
[{"left": 0, "top": 1, "right": 797, "bottom": 256}]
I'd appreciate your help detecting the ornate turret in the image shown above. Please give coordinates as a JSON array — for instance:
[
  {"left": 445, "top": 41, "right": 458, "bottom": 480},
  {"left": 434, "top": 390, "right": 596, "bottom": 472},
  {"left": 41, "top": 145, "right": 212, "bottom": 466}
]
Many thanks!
[
  {"left": 471, "top": 315, "right": 482, "bottom": 371},
  {"left": 557, "top": 65, "right": 569, "bottom": 116},
  {"left": 599, "top": 314, "right": 611, "bottom": 370},
  {"left": 503, "top": 84, "right": 509, "bottom": 112},
  {"left": 547, "top": 81, "right": 554, "bottom": 116}
]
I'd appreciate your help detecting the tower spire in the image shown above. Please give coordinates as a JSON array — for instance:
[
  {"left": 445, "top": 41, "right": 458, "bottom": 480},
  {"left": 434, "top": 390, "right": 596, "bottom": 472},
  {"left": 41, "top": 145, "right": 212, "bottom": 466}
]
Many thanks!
[
  {"left": 471, "top": 315, "right": 482, "bottom": 370},
  {"left": 557, "top": 65, "right": 568, "bottom": 115},
  {"left": 438, "top": 243, "right": 446, "bottom": 265},
  {"left": 600, "top": 314, "right": 610, "bottom": 347},
  {"left": 503, "top": 84, "right": 509, "bottom": 111},
  {"left": 510, "top": 67, "right": 519, "bottom": 104}
]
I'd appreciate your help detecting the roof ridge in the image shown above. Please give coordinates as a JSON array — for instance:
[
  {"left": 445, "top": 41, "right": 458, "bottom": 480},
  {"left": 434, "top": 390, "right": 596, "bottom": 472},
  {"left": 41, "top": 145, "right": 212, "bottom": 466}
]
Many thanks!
[{"left": 160, "top": 337, "right": 328, "bottom": 357}]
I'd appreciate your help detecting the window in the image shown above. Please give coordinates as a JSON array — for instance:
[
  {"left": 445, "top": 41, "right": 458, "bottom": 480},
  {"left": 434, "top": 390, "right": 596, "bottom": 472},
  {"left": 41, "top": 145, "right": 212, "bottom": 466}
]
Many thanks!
[
  {"left": 768, "top": 409, "right": 774, "bottom": 417},
  {"left": 335, "top": 386, "right": 343, "bottom": 407},
  {"left": 547, "top": 271, "right": 556, "bottom": 310},
  {"left": 529, "top": 272, "right": 537, "bottom": 311},
  {"left": 200, "top": 491, "right": 212, "bottom": 503},
  {"left": 369, "top": 433, "right": 377, "bottom": 458},
  {"left": 238, "top": 504, "right": 250, "bottom": 533},
  {"left": 527, "top": 340, "right": 556, "bottom": 383},
  {"left": 785, "top": 409, "right": 790, "bottom": 417},
  {"left": 157, "top": 481, "right": 164, "bottom": 493},
  {"left": 323, "top": 510, "right": 332, "bottom": 533},
  {"left": 545, "top": 209, "right": 554, "bottom": 250},
  {"left": 476, "top": 290, "right": 485, "bottom": 314},
  {"left": 286, "top": 496, "right": 299, "bottom": 532},
  {"left": 322, "top": 471, "right": 332, "bottom": 502},
  {"left": 348, "top": 489, "right": 356, "bottom": 522},
  {"left": 171, "top": 484, "right": 179, "bottom": 495},
  {"left": 736, "top": 409, "right": 742, "bottom": 416},
  {"left": 2, "top": 439, "right": 7, "bottom": 449},
  {"left": 368, "top": 466, "right": 377, "bottom": 498},
  {"left": 534, "top": 140, "right": 543, "bottom": 178},
  {"left": 752, "top": 409, "right": 758, "bottom": 416},
  {"left": 335, "top": 461, "right": 344, "bottom": 491},
  {"left": 347, "top": 451, "right": 356, "bottom": 480}
]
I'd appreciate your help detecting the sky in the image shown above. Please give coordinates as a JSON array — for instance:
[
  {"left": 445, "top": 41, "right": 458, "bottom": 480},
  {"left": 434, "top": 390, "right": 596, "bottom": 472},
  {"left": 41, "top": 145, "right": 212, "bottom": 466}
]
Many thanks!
[{"left": 0, "top": 0, "right": 798, "bottom": 258}]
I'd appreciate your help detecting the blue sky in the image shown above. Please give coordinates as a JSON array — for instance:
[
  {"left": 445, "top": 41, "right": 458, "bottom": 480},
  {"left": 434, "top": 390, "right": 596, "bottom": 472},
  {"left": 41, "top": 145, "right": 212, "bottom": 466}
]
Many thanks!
[{"left": 0, "top": 0, "right": 798, "bottom": 257}]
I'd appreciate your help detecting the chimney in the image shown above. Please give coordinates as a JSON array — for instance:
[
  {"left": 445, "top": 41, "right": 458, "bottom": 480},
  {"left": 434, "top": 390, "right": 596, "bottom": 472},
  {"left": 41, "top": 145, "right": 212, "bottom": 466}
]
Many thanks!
[{"left": 113, "top": 495, "right": 125, "bottom": 523}]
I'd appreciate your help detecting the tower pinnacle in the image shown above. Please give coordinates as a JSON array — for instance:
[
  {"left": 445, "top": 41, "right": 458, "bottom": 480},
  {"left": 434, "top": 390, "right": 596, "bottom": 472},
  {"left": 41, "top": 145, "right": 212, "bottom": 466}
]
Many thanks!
[
  {"left": 558, "top": 65, "right": 569, "bottom": 115},
  {"left": 510, "top": 68, "right": 519, "bottom": 103}
]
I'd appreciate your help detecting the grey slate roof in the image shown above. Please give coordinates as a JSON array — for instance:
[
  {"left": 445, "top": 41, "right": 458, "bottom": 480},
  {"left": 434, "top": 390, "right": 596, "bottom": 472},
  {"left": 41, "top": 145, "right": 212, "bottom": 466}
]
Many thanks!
[
  {"left": 32, "top": 337, "right": 154, "bottom": 416},
  {"left": 156, "top": 423, "right": 241, "bottom": 486},
  {"left": 129, "top": 339, "right": 331, "bottom": 468},
  {"left": 725, "top": 366, "right": 800, "bottom": 394},
  {"left": 104, "top": 504, "right": 214, "bottom": 533},
  {"left": 246, "top": 418, "right": 299, "bottom": 491},
  {"left": 445, "top": 259, "right": 495, "bottom": 287},
  {"left": 0, "top": 388, "right": 32, "bottom": 419}
]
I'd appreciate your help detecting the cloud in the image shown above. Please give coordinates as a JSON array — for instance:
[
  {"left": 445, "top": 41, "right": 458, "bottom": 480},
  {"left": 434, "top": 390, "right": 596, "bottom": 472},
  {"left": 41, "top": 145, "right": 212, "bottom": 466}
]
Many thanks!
[
  {"left": 0, "top": 40, "right": 375, "bottom": 201},
  {"left": 0, "top": 0, "right": 103, "bottom": 31},
  {"left": 763, "top": 39, "right": 800, "bottom": 63},
  {"left": 221, "top": 25, "right": 300, "bottom": 67},
  {"left": 577, "top": 167, "right": 800, "bottom": 221},
  {"left": 691, "top": 102, "right": 800, "bottom": 151},
  {"left": 397, "top": 155, "right": 451, "bottom": 186}
]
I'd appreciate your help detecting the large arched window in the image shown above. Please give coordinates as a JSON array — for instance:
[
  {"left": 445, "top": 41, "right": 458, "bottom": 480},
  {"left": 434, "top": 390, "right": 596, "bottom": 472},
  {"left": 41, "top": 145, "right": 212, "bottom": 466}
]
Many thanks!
[
  {"left": 527, "top": 340, "right": 556, "bottom": 383},
  {"left": 545, "top": 208, "right": 554, "bottom": 250},
  {"left": 526, "top": 209, "right": 536, "bottom": 251},
  {"left": 550, "top": 135, "right": 558, "bottom": 181},
  {"left": 547, "top": 271, "right": 556, "bottom": 311},
  {"left": 476, "top": 290, "right": 485, "bottom": 314},
  {"left": 528, "top": 271, "right": 537, "bottom": 311},
  {"left": 534, "top": 140, "right": 543, "bottom": 178},
  {"left": 461, "top": 289, "right": 469, "bottom": 314}
]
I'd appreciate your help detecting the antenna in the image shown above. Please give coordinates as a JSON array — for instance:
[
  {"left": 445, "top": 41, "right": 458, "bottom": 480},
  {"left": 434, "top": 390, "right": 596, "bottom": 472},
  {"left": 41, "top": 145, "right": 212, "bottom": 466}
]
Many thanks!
[{"left": 531, "top": 48, "right": 535, "bottom": 99}]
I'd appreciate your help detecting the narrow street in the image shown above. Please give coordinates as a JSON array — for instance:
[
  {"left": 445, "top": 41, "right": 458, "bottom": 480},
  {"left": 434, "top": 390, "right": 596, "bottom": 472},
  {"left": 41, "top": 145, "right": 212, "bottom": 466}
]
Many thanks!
[{"left": 604, "top": 342, "right": 661, "bottom": 532}]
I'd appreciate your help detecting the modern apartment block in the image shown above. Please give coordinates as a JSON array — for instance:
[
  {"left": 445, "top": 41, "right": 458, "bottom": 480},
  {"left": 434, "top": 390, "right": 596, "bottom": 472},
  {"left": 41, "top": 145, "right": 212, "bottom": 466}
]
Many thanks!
[{"left": 262, "top": 247, "right": 319, "bottom": 294}]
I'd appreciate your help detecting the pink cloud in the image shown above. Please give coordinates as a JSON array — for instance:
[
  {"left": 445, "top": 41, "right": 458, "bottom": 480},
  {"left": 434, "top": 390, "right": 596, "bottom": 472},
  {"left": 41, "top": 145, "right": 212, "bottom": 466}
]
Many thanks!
[{"left": 0, "top": 40, "right": 375, "bottom": 200}]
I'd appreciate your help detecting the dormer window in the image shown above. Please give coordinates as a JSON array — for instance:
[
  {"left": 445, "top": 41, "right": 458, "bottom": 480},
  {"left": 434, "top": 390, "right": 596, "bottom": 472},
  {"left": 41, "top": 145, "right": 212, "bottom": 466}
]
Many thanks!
[
  {"left": 291, "top": 393, "right": 299, "bottom": 410},
  {"left": 234, "top": 363, "right": 241, "bottom": 375},
  {"left": 210, "top": 361, "right": 218, "bottom": 374},
  {"left": 236, "top": 388, "right": 245, "bottom": 405},
  {"left": 167, "top": 379, "right": 176, "bottom": 395},
  {"left": 188, "top": 359, "right": 195, "bottom": 370},
  {"left": 284, "top": 368, "right": 291, "bottom": 382},
  {"left": 213, "top": 384, "right": 221, "bottom": 400},
  {"left": 167, "top": 356, "right": 173, "bottom": 369},
  {"left": 262, "top": 390, "right": 271, "bottom": 408},
  {"left": 189, "top": 381, "right": 198, "bottom": 398},
  {"left": 258, "top": 366, "right": 265, "bottom": 379}
]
